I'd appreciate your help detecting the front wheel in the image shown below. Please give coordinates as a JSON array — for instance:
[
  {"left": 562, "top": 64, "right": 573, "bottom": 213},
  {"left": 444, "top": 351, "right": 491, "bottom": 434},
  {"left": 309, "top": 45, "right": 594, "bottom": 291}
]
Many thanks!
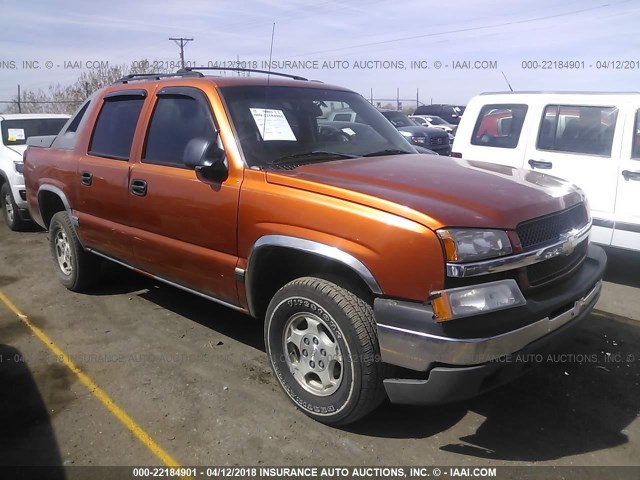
[{"left": 265, "top": 277, "right": 387, "bottom": 425}]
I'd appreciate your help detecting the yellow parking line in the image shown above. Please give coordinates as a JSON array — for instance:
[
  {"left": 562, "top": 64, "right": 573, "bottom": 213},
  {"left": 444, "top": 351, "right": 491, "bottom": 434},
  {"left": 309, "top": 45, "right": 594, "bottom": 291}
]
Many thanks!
[{"left": 0, "top": 291, "right": 185, "bottom": 471}]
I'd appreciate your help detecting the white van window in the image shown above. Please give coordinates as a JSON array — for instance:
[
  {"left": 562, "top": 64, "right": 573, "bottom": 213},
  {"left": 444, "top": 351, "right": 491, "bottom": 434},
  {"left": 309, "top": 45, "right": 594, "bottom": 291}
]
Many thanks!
[
  {"left": 471, "top": 104, "right": 528, "bottom": 148},
  {"left": 633, "top": 110, "right": 640, "bottom": 159},
  {"left": 538, "top": 105, "right": 618, "bottom": 156}
]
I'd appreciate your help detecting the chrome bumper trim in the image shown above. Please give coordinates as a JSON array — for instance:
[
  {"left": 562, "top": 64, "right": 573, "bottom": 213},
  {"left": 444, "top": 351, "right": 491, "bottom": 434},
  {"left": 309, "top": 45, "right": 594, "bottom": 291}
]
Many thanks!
[
  {"left": 446, "top": 221, "right": 591, "bottom": 278},
  {"left": 377, "top": 280, "right": 601, "bottom": 371}
]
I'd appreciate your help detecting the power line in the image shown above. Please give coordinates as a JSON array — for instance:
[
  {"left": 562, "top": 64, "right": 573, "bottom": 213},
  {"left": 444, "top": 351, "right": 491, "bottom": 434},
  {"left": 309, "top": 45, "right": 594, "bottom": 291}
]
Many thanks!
[
  {"left": 277, "top": 0, "right": 632, "bottom": 59},
  {"left": 169, "top": 37, "right": 194, "bottom": 69}
]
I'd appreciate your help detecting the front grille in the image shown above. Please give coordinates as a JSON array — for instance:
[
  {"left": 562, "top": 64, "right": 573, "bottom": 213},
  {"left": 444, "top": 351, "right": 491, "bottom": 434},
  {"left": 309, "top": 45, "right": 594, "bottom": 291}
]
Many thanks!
[
  {"left": 448, "top": 204, "right": 591, "bottom": 294},
  {"left": 430, "top": 136, "right": 446, "bottom": 146},
  {"left": 526, "top": 240, "right": 588, "bottom": 287},
  {"left": 516, "top": 203, "right": 588, "bottom": 250}
]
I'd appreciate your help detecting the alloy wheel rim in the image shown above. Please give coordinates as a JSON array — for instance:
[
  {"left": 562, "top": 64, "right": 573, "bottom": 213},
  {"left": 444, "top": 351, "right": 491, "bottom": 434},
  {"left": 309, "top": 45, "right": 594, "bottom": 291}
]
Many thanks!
[
  {"left": 282, "top": 311, "right": 344, "bottom": 396},
  {"left": 55, "top": 230, "right": 73, "bottom": 275},
  {"left": 4, "top": 192, "right": 13, "bottom": 223}
]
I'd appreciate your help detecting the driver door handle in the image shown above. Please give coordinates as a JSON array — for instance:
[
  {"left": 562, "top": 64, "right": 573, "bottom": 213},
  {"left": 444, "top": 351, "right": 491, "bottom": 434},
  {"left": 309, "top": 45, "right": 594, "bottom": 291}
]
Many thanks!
[{"left": 528, "top": 159, "right": 553, "bottom": 170}]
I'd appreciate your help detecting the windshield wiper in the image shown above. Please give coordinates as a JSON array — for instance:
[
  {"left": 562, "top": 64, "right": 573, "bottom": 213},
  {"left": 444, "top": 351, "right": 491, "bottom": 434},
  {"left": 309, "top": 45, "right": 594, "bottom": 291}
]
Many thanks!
[
  {"left": 362, "top": 149, "right": 412, "bottom": 157},
  {"left": 271, "top": 151, "right": 357, "bottom": 164}
]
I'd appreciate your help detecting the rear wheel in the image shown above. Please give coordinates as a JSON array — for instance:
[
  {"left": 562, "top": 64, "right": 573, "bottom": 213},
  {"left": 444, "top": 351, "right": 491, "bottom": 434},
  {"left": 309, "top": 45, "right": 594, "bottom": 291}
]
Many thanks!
[
  {"left": 265, "top": 277, "right": 387, "bottom": 425},
  {"left": 49, "top": 211, "right": 101, "bottom": 291},
  {"left": 1, "top": 183, "right": 28, "bottom": 231}
]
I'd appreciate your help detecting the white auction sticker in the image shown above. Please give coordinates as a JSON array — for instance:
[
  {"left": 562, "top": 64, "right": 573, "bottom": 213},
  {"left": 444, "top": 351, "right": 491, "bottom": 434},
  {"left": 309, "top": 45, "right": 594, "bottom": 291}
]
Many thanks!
[
  {"left": 249, "top": 108, "right": 297, "bottom": 141},
  {"left": 7, "top": 128, "right": 25, "bottom": 141}
]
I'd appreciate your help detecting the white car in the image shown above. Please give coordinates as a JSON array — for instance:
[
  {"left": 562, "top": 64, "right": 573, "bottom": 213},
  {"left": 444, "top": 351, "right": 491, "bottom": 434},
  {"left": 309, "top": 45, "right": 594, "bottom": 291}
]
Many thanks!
[
  {"left": 0, "top": 114, "right": 69, "bottom": 230},
  {"left": 452, "top": 92, "right": 640, "bottom": 252},
  {"left": 409, "top": 115, "right": 456, "bottom": 135}
]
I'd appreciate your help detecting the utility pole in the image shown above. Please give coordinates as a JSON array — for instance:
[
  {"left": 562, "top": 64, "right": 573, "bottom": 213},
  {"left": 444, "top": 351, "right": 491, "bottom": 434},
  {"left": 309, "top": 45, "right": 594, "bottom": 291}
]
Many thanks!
[{"left": 169, "top": 37, "right": 194, "bottom": 69}]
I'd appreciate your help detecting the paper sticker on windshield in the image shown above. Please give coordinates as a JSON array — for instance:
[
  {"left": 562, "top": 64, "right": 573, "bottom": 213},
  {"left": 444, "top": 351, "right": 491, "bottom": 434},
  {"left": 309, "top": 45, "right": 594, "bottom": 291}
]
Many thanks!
[
  {"left": 341, "top": 128, "right": 356, "bottom": 136},
  {"left": 249, "top": 108, "right": 296, "bottom": 141},
  {"left": 7, "top": 128, "right": 25, "bottom": 141}
]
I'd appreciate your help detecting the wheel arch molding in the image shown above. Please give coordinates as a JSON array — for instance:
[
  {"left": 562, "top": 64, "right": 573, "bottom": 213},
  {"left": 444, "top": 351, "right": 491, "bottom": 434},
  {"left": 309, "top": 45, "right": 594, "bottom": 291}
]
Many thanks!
[
  {"left": 244, "top": 235, "right": 382, "bottom": 318},
  {"left": 37, "top": 184, "right": 76, "bottom": 229}
]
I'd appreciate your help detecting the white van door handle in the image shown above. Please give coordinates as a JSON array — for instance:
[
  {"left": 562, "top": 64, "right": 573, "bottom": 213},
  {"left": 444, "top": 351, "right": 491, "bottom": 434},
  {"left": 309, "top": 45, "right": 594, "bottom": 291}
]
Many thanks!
[
  {"left": 528, "top": 159, "right": 553, "bottom": 169},
  {"left": 622, "top": 170, "right": 640, "bottom": 181}
]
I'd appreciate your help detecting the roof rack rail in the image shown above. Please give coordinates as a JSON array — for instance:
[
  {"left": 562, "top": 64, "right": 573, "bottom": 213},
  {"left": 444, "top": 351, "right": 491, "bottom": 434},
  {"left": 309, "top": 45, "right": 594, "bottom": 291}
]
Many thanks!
[
  {"left": 113, "top": 71, "right": 203, "bottom": 84},
  {"left": 177, "top": 66, "right": 308, "bottom": 81}
]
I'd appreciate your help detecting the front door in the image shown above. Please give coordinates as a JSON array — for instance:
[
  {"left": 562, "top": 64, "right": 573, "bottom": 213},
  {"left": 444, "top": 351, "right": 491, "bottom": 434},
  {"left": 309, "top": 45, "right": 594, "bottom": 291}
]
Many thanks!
[{"left": 128, "top": 86, "right": 242, "bottom": 305}]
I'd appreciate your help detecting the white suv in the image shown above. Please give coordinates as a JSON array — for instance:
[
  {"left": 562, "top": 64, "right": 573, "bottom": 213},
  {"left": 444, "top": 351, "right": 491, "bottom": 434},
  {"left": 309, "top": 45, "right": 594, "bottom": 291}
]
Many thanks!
[
  {"left": 452, "top": 92, "right": 640, "bottom": 252},
  {"left": 0, "top": 114, "right": 69, "bottom": 230}
]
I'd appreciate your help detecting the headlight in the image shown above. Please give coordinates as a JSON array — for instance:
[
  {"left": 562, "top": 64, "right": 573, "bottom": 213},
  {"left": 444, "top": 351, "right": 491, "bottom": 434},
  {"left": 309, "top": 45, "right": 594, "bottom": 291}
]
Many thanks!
[
  {"left": 410, "top": 136, "right": 426, "bottom": 144},
  {"left": 430, "top": 279, "right": 526, "bottom": 322},
  {"left": 13, "top": 161, "right": 24, "bottom": 174},
  {"left": 437, "top": 229, "right": 512, "bottom": 262},
  {"left": 399, "top": 131, "right": 412, "bottom": 138}
]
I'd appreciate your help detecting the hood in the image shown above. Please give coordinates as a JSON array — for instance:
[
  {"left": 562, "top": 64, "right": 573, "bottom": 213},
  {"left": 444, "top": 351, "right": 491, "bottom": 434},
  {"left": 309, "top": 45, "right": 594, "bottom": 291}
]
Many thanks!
[
  {"left": 266, "top": 155, "right": 584, "bottom": 230},
  {"left": 4, "top": 144, "right": 27, "bottom": 158}
]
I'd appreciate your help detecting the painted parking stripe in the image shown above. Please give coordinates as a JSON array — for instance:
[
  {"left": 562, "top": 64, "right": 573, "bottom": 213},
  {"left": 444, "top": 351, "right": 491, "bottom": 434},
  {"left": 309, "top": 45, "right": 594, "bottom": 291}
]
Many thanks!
[{"left": 0, "top": 291, "right": 187, "bottom": 473}]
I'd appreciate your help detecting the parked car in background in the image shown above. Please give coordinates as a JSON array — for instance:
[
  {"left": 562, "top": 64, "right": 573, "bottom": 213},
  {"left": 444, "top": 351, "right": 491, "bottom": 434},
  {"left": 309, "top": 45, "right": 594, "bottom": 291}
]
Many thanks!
[
  {"left": 452, "top": 92, "right": 640, "bottom": 252},
  {"left": 378, "top": 110, "right": 451, "bottom": 155},
  {"left": 0, "top": 113, "right": 69, "bottom": 230},
  {"left": 318, "top": 120, "right": 439, "bottom": 155},
  {"left": 409, "top": 115, "right": 457, "bottom": 135},
  {"left": 414, "top": 104, "right": 466, "bottom": 125}
]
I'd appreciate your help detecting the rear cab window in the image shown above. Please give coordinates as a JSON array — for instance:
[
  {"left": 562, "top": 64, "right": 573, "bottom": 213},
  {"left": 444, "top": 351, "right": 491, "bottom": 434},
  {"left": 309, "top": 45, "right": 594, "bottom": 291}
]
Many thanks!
[
  {"left": 471, "top": 104, "right": 528, "bottom": 148},
  {"left": 537, "top": 105, "right": 618, "bottom": 156},
  {"left": 89, "top": 91, "right": 146, "bottom": 160}
]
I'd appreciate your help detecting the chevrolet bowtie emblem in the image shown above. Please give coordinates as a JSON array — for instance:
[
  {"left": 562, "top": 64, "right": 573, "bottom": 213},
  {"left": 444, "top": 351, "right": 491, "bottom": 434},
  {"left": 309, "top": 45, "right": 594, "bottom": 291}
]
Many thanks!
[{"left": 560, "top": 230, "right": 580, "bottom": 255}]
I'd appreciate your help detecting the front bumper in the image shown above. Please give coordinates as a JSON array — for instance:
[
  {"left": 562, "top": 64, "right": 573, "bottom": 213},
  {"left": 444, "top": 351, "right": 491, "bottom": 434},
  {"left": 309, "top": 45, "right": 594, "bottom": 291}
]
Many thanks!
[{"left": 374, "top": 244, "right": 606, "bottom": 405}]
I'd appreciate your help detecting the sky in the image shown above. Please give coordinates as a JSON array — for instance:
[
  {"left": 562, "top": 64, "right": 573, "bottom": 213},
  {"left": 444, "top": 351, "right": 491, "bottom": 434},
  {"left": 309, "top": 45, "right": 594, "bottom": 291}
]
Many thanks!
[{"left": 0, "top": 0, "right": 639, "bottom": 107}]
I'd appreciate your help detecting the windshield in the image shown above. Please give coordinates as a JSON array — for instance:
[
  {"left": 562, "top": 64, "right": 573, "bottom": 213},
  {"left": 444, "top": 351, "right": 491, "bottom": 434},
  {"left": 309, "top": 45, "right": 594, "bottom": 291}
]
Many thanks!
[
  {"left": 219, "top": 86, "right": 415, "bottom": 167},
  {"left": 1, "top": 118, "right": 68, "bottom": 146}
]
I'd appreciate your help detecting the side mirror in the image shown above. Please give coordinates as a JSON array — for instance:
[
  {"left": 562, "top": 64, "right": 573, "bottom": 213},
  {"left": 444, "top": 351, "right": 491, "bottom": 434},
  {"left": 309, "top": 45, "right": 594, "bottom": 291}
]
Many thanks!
[{"left": 183, "top": 137, "right": 228, "bottom": 182}]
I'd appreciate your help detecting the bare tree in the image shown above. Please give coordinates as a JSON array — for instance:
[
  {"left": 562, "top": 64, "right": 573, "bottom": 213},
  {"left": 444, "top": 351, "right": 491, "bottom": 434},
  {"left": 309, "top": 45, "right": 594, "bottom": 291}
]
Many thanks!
[{"left": 3, "top": 59, "right": 172, "bottom": 114}]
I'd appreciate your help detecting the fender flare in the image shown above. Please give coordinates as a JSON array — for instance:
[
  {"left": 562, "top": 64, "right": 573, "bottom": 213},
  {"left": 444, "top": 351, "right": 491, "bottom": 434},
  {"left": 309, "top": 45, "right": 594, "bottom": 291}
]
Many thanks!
[
  {"left": 37, "top": 184, "right": 78, "bottom": 227},
  {"left": 244, "top": 235, "right": 382, "bottom": 316}
]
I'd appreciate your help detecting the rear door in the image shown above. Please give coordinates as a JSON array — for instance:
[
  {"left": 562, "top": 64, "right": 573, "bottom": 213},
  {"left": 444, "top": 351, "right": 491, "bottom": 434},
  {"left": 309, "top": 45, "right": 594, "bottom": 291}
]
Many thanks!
[
  {"left": 76, "top": 90, "right": 147, "bottom": 262},
  {"left": 128, "top": 86, "right": 242, "bottom": 305},
  {"left": 523, "top": 101, "right": 622, "bottom": 246},
  {"left": 612, "top": 104, "right": 640, "bottom": 250}
]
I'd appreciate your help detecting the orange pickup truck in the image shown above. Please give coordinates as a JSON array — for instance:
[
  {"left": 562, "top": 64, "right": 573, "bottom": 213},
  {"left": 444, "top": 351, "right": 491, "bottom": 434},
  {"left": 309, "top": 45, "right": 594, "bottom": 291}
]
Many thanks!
[{"left": 24, "top": 69, "right": 606, "bottom": 425}]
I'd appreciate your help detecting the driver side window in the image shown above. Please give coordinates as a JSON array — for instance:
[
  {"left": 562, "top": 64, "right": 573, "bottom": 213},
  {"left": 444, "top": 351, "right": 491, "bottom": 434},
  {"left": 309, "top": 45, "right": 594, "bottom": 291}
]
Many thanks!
[{"left": 143, "top": 95, "right": 217, "bottom": 168}]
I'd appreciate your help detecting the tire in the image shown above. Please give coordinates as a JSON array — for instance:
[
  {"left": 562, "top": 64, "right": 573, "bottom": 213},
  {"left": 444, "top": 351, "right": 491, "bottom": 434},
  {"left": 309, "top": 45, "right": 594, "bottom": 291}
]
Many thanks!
[
  {"left": 265, "top": 277, "right": 387, "bottom": 425},
  {"left": 1, "top": 183, "right": 28, "bottom": 231},
  {"left": 48, "top": 211, "right": 100, "bottom": 291}
]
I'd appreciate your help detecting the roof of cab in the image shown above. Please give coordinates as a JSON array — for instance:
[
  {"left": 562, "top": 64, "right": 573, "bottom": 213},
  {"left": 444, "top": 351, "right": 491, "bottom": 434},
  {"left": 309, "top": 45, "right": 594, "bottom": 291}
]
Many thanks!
[{"left": 105, "top": 72, "right": 352, "bottom": 93}]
